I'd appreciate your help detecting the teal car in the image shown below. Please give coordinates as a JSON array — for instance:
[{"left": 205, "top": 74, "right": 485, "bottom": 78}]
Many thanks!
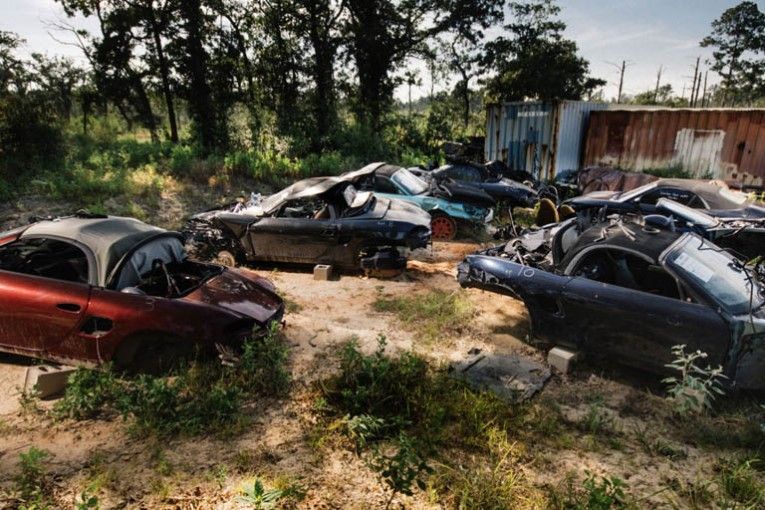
[{"left": 343, "top": 163, "right": 494, "bottom": 240}]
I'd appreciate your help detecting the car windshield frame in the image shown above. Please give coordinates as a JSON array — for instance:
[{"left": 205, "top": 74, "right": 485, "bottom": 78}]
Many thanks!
[
  {"left": 618, "top": 182, "right": 657, "bottom": 203},
  {"left": 663, "top": 233, "right": 764, "bottom": 315},
  {"left": 259, "top": 188, "right": 292, "bottom": 215},
  {"left": 391, "top": 168, "right": 429, "bottom": 195}
]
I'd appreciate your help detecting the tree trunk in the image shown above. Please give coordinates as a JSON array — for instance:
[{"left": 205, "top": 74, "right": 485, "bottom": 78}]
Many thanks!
[
  {"left": 181, "top": 0, "right": 217, "bottom": 155},
  {"left": 148, "top": 3, "right": 178, "bottom": 143}
]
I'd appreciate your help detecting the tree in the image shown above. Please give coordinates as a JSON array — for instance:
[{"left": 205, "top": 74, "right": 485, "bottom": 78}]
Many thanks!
[
  {"left": 481, "top": 0, "right": 604, "bottom": 102},
  {"left": 701, "top": 1, "right": 765, "bottom": 106},
  {"left": 343, "top": 0, "right": 503, "bottom": 132}
]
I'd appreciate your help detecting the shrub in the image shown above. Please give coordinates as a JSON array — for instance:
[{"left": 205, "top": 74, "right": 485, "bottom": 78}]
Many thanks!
[
  {"left": 13, "top": 447, "right": 52, "bottom": 509},
  {"left": 663, "top": 344, "right": 726, "bottom": 416},
  {"left": 54, "top": 324, "right": 292, "bottom": 437},
  {"left": 54, "top": 365, "right": 119, "bottom": 420}
]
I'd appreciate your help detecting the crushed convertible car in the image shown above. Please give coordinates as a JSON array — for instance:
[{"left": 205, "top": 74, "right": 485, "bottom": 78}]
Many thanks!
[
  {"left": 183, "top": 176, "right": 432, "bottom": 273},
  {"left": 458, "top": 218, "right": 765, "bottom": 389},
  {"left": 343, "top": 162, "right": 495, "bottom": 241},
  {"left": 0, "top": 214, "right": 284, "bottom": 370},
  {"left": 419, "top": 162, "right": 538, "bottom": 210},
  {"left": 568, "top": 178, "right": 765, "bottom": 219}
]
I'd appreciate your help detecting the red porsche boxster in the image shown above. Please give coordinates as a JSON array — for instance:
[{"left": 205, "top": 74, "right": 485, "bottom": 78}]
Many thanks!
[{"left": 0, "top": 214, "right": 284, "bottom": 370}]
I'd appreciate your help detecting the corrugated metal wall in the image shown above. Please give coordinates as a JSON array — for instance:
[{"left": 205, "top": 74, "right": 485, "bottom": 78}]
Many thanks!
[
  {"left": 485, "top": 101, "right": 608, "bottom": 181},
  {"left": 583, "top": 109, "right": 765, "bottom": 186}
]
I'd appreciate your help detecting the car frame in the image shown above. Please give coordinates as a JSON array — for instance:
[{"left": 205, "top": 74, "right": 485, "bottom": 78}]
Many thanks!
[
  {"left": 568, "top": 178, "right": 765, "bottom": 219},
  {"left": 457, "top": 219, "right": 765, "bottom": 390},
  {"left": 0, "top": 214, "right": 284, "bottom": 371},
  {"left": 183, "top": 176, "right": 432, "bottom": 273}
]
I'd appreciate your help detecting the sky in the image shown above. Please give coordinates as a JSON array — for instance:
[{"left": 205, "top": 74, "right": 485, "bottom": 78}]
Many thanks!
[{"left": 1, "top": 0, "right": 757, "bottom": 102}]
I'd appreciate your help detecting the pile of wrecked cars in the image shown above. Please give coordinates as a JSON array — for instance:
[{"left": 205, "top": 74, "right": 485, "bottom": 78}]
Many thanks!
[
  {"left": 458, "top": 177, "right": 765, "bottom": 390},
  {"left": 0, "top": 213, "right": 285, "bottom": 372}
]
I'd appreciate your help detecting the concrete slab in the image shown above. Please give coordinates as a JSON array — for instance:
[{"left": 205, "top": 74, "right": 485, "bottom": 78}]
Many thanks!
[{"left": 451, "top": 350, "right": 550, "bottom": 403}]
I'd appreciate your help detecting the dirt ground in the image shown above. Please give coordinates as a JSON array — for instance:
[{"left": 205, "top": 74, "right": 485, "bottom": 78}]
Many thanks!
[{"left": 0, "top": 199, "right": 760, "bottom": 509}]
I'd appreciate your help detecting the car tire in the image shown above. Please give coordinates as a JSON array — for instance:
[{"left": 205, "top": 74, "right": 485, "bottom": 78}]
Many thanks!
[
  {"left": 215, "top": 250, "right": 238, "bottom": 267},
  {"left": 133, "top": 336, "right": 195, "bottom": 375},
  {"left": 430, "top": 213, "right": 457, "bottom": 241}
]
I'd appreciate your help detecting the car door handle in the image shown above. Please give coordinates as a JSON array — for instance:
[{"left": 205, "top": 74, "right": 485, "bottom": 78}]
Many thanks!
[
  {"left": 320, "top": 228, "right": 337, "bottom": 237},
  {"left": 57, "top": 303, "right": 81, "bottom": 313}
]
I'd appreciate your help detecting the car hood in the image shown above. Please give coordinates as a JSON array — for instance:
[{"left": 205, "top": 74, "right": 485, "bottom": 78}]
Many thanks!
[
  {"left": 183, "top": 268, "right": 283, "bottom": 324},
  {"left": 376, "top": 196, "right": 432, "bottom": 226},
  {"left": 433, "top": 181, "right": 495, "bottom": 207}
]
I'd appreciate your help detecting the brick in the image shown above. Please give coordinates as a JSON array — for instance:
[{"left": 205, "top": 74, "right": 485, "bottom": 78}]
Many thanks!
[
  {"left": 23, "top": 365, "right": 76, "bottom": 398},
  {"left": 313, "top": 264, "right": 333, "bottom": 281},
  {"left": 548, "top": 347, "right": 580, "bottom": 374}
]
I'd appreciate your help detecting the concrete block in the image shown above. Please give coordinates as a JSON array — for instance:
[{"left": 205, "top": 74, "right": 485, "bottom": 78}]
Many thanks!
[
  {"left": 548, "top": 347, "right": 580, "bottom": 374},
  {"left": 313, "top": 264, "right": 333, "bottom": 281},
  {"left": 23, "top": 365, "right": 76, "bottom": 398}
]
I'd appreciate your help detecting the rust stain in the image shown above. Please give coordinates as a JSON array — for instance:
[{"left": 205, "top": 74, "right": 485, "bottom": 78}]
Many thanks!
[{"left": 584, "top": 109, "right": 765, "bottom": 185}]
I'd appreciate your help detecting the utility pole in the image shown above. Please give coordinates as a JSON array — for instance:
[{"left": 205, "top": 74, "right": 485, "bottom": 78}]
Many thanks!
[
  {"left": 606, "top": 60, "right": 632, "bottom": 103},
  {"left": 690, "top": 57, "right": 700, "bottom": 107},
  {"left": 702, "top": 70, "right": 709, "bottom": 107},
  {"left": 654, "top": 65, "right": 664, "bottom": 104}
]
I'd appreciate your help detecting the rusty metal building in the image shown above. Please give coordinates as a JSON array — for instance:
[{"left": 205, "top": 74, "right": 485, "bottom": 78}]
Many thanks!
[
  {"left": 485, "top": 101, "right": 608, "bottom": 181},
  {"left": 583, "top": 109, "right": 765, "bottom": 186}
]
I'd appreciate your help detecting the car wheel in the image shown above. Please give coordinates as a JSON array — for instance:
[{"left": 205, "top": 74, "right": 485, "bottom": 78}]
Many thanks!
[
  {"left": 130, "top": 336, "right": 196, "bottom": 375},
  {"left": 431, "top": 214, "right": 457, "bottom": 241},
  {"left": 215, "top": 250, "right": 237, "bottom": 267}
]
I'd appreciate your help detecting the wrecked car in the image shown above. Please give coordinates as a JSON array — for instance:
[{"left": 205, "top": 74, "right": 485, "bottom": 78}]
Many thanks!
[
  {"left": 457, "top": 218, "right": 765, "bottom": 390},
  {"left": 183, "top": 176, "right": 432, "bottom": 273},
  {"left": 0, "top": 214, "right": 284, "bottom": 371},
  {"left": 419, "top": 162, "right": 538, "bottom": 210},
  {"left": 343, "top": 162, "right": 495, "bottom": 241},
  {"left": 568, "top": 178, "right": 765, "bottom": 219}
]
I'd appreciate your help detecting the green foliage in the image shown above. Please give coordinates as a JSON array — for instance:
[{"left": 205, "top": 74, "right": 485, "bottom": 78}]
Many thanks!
[
  {"left": 54, "top": 324, "right": 291, "bottom": 437},
  {"left": 233, "top": 321, "right": 292, "bottom": 397},
  {"left": 716, "top": 458, "right": 764, "bottom": 507},
  {"left": 548, "top": 470, "right": 634, "bottom": 509},
  {"left": 17, "top": 385, "right": 42, "bottom": 416},
  {"left": 663, "top": 344, "right": 726, "bottom": 416},
  {"left": 482, "top": 0, "right": 604, "bottom": 102},
  {"left": 367, "top": 432, "right": 433, "bottom": 508},
  {"left": 73, "top": 484, "right": 100, "bottom": 510},
  {"left": 54, "top": 365, "right": 119, "bottom": 420},
  {"left": 236, "top": 478, "right": 305, "bottom": 509},
  {"left": 13, "top": 447, "right": 52, "bottom": 509},
  {"left": 373, "top": 289, "right": 476, "bottom": 343},
  {"left": 701, "top": 1, "right": 765, "bottom": 106},
  {"left": 327, "top": 335, "right": 427, "bottom": 424},
  {"left": 641, "top": 166, "right": 693, "bottom": 179},
  {"left": 438, "top": 427, "right": 532, "bottom": 509}
]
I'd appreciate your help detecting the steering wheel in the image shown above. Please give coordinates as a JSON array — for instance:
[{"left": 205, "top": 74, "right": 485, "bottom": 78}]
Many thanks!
[{"left": 152, "top": 259, "right": 180, "bottom": 297}]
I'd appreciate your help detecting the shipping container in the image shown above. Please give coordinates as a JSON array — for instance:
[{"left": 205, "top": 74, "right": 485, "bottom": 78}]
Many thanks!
[
  {"left": 485, "top": 101, "right": 608, "bottom": 181},
  {"left": 583, "top": 108, "right": 765, "bottom": 186}
]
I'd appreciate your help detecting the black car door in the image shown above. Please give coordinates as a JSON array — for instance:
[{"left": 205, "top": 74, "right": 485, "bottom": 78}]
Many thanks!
[
  {"left": 558, "top": 248, "right": 730, "bottom": 372},
  {"left": 246, "top": 202, "right": 339, "bottom": 264}
]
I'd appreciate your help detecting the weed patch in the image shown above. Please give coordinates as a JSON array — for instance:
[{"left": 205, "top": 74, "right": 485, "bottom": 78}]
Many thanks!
[
  {"left": 53, "top": 325, "right": 291, "bottom": 437},
  {"left": 372, "top": 289, "right": 476, "bottom": 343}
]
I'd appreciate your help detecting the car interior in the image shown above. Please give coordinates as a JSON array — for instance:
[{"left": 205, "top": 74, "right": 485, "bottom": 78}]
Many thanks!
[
  {"left": 572, "top": 249, "right": 681, "bottom": 300},
  {"left": 0, "top": 238, "right": 89, "bottom": 284}
]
